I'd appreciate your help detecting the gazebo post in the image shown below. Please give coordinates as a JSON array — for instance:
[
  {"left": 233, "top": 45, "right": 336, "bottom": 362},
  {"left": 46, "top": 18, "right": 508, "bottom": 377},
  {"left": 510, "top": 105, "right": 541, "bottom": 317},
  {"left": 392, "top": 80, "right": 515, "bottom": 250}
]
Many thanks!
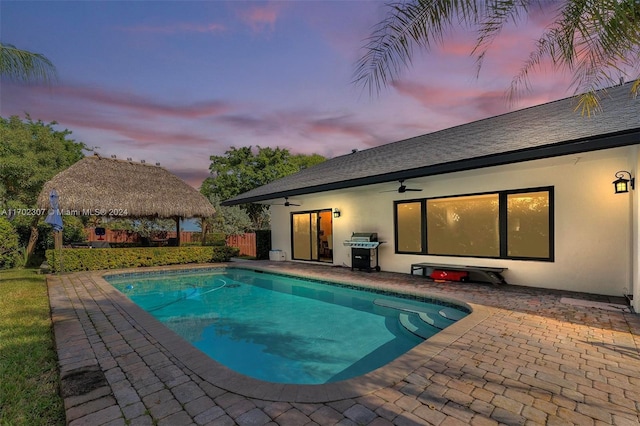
[
  {"left": 54, "top": 231, "right": 62, "bottom": 250},
  {"left": 175, "top": 216, "right": 181, "bottom": 247}
]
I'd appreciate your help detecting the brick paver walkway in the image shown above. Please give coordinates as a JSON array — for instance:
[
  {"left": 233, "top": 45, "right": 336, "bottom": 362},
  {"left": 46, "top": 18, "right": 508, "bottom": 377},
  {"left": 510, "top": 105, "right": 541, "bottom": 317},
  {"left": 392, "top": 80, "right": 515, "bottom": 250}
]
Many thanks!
[{"left": 48, "top": 262, "right": 640, "bottom": 425}]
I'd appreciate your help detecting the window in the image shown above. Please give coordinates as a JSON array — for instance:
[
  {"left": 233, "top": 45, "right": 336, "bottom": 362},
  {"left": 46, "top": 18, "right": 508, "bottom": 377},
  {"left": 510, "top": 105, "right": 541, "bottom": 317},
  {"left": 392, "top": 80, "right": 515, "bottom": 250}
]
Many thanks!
[
  {"left": 395, "top": 201, "right": 423, "bottom": 253},
  {"left": 507, "top": 191, "right": 551, "bottom": 259},
  {"left": 427, "top": 194, "right": 499, "bottom": 257},
  {"left": 394, "top": 187, "right": 553, "bottom": 261}
]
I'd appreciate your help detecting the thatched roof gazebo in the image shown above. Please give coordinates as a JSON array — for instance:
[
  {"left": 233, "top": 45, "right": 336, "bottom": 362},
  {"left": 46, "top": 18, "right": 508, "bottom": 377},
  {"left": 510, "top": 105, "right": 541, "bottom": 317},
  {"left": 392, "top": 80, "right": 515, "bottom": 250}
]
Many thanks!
[{"left": 37, "top": 155, "right": 215, "bottom": 247}]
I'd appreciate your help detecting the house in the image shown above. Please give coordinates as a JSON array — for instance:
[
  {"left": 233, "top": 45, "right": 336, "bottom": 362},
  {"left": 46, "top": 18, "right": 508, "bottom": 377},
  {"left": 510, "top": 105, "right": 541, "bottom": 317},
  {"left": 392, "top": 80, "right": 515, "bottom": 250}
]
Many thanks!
[{"left": 223, "top": 83, "right": 640, "bottom": 312}]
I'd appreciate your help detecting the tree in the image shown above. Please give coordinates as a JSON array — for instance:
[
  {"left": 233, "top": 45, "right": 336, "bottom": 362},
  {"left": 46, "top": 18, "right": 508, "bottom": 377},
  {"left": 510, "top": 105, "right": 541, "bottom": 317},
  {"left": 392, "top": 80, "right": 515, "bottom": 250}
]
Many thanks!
[
  {"left": 354, "top": 0, "right": 640, "bottom": 115},
  {"left": 201, "top": 146, "right": 325, "bottom": 229},
  {"left": 200, "top": 194, "right": 253, "bottom": 237},
  {"left": 0, "top": 43, "right": 57, "bottom": 83},
  {"left": 0, "top": 115, "right": 86, "bottom": 259},
  {"left": 0, "top": 217, "right": 20, "bottom": 269}
]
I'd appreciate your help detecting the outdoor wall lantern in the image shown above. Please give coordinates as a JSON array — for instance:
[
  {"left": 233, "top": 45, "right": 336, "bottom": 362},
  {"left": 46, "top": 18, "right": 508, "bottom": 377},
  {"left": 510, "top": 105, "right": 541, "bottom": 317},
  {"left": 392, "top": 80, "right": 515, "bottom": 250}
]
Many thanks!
[
  {"left": 612, "top": 171, "right": 635, "bottom": 194},
  {"left": 333, "top": 208, "right": 341, "bottom": 218}
]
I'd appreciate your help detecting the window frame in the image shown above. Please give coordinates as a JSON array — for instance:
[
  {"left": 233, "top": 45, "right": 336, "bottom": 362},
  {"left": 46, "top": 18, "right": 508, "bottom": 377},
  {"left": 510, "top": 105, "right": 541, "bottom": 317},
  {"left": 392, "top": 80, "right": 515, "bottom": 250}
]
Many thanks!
[
  {"left": 393, "top": 186, "right": 554, "bottom": 261},
  {"left": 393, "top": 199, "right": 427, "bottom": 254}
]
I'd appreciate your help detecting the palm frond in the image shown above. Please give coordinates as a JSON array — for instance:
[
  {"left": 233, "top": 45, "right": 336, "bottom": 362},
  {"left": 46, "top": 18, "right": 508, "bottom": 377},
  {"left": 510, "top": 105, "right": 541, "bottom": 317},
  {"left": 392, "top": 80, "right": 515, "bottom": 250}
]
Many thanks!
[
  {"left": 472, "top": 0, "right": 532, "bottom": 75},
  {"left": 574, "top": 90, "right": 602, "bottom": 117},
  {"left": 631, "top": 78, "right": 640, "bottom": 97},
  {"left": 353, "top": 0, "right": 479, "bottom": 96},
  {"left": 508, "top": 1, "right": 584, "bottom": 103},
  {"left": 0, "top": 43, "right": 57, "bottom": 84},
  {"left": 508, "top": 0, "right": 640, "bottom": 115},
  {"left": 357, "top": 0, "right": 639, "bottom": 114}
]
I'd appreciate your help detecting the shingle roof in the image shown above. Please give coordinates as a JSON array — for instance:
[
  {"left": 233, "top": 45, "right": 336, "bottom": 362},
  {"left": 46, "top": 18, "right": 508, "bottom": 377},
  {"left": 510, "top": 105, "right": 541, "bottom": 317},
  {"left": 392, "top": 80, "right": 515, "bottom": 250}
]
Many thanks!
[{"left": 223, "top": 83, "right": 640, "bottom": 205}]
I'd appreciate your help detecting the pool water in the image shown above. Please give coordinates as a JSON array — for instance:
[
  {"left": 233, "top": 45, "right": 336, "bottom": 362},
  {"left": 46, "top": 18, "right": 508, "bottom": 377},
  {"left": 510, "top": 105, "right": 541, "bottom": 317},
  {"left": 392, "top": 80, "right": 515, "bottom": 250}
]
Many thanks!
[{"left": 106, "top": 268, "right": 468, "bottom": 384}]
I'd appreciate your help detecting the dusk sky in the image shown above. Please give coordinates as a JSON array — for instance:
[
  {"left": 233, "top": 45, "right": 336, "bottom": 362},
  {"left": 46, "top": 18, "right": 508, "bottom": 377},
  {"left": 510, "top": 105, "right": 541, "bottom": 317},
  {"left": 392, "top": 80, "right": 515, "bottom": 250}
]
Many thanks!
[{"left": 1, "top": 1, "right": 575, "bottom": 188}]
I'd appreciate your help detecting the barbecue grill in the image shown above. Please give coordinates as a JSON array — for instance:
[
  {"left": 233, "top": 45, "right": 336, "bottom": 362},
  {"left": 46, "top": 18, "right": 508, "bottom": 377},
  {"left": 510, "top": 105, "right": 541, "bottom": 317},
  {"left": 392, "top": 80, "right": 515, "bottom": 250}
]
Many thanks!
[{"left": 343, "top": 232, "right": 381, "bottom": 272}]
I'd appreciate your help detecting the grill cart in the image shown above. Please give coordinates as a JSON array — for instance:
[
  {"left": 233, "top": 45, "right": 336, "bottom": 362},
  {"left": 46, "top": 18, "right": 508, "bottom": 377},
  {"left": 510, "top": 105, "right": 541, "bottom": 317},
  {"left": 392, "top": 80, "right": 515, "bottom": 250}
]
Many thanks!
[{"left": 343, "top": 232, "right": 382, "bottom": 272}]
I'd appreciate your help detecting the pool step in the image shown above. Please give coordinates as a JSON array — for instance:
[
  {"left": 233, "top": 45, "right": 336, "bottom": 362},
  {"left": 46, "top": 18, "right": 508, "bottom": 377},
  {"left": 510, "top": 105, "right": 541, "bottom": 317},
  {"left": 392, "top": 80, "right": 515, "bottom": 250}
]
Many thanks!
[
  {"left": 416, "top": 312, "right": 447, "bottom": 330},
  {"left": 374, "top": 299, "right": 461, "bottom": 331},
  {"left": 438, "top": 307, "right": 467, "bottom": 321},
  {"left": 399, "top": 313, "right": 437, "bottom": 340}
]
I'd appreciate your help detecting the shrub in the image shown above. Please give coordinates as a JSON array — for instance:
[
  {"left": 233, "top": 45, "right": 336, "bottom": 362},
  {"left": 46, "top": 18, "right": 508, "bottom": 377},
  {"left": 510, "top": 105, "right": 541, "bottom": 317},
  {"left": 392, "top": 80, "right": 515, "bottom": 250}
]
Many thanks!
[
  {"left": 45, "top": 246, "right": 239, "bottom": 273},
  {"left": 108, "top": 242, "right": 141, "bottom": 249},
  {"left": 0, "top": 218, "right": 20, "bottom": 269}
]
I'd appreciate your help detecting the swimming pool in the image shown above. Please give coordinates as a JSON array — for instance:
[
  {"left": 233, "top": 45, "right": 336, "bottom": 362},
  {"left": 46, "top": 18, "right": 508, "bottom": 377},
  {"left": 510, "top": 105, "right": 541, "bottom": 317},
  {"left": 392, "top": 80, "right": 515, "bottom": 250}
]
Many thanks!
[{"left": 106, "top": 268, "right": 469, "bottom": 384}]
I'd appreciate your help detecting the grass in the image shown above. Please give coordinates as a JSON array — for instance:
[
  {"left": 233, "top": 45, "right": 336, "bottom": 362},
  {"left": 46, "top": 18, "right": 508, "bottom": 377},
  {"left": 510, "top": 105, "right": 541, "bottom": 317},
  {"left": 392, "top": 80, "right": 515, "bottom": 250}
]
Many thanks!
[{"left": 0, "top": 269, "right": 65, "bottom": 425}]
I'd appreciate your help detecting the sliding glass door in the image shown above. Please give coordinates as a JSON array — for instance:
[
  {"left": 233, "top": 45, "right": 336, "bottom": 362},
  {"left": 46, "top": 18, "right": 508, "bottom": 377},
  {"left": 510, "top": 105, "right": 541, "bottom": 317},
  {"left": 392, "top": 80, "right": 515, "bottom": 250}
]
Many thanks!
[{"left": 291, "top": 210, "right": 333, "bottom": 262}]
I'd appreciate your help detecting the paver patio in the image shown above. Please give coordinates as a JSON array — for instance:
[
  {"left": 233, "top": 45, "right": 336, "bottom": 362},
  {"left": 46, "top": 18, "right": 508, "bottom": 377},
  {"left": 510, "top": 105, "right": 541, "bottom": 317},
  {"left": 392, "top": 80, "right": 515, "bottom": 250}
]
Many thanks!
[{"left": 48, "top": 261, "right": 640, "bottom": 425}]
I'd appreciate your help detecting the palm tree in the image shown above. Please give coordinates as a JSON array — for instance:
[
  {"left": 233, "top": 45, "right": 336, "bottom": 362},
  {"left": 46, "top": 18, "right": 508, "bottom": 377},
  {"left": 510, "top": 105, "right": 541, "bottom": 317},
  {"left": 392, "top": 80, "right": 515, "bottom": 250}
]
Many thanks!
[
  {"left": 354, "top": 0, "right": 640, "bottom": 115},
  {"left": 0, "top": 43, "right": 57, "bottom": 83}
]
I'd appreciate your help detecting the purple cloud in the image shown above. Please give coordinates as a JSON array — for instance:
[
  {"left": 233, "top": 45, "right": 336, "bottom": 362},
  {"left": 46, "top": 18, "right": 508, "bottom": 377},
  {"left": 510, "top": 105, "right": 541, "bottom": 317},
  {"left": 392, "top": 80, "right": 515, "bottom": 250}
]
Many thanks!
[{"left": 118, "top": 22, "right": 227, "bottom": 34}]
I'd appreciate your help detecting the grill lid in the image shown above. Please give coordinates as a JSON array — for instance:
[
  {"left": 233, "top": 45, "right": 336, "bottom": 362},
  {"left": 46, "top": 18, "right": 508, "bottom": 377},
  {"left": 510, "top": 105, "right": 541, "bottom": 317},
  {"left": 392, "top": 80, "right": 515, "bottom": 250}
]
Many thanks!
[{"left": 350, "top": 232, "right": 378, "bottom": 242}]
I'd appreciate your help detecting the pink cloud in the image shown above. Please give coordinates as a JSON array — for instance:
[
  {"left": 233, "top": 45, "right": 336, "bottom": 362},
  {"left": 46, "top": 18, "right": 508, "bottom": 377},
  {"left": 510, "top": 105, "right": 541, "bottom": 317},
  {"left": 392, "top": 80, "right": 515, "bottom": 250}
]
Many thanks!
[
  {"left": 3, "top": 82, "right": 387, "bottom": 163},
  {"left": 118, "top": 22, "right": 226, "bottom": 34},
  {"left": 172, "top": 167, "right": 211, "bottom": 189},
  {"left": 436, "top": 35, "right": 476, "bottom": 57},
  {"left": 0, "top": 83, "right": 227, "bottom": 151},
  {"left": 106, "top": 123, "right": 215, "bottom": 148},
  {"left": 431, "top": 17, "right": 561, "bottom": 81},
  {"left": 305, "top": 116, "right": 383, "bottom": 147},
  {"left": 4, "top": 84, "right": 232, "bottom": 120},
  {"left": 394, "top": 81, "right": 452, "bottom": 108},
  {"left": 391, "top": 74, "right": 576, "bottom": 134},
  {"left": 437, "top": 29, "right": 532, "bottom": 62},
  {"left": 48, "top": 108, "right": 215, "bottom": 148},
  {"left": 238, "top": 3, "right": 281, "bottom": 32},
  {"left": 216, "top": 109, "right": 384, "bottom": 149},
  {"left": 392, "top": 80, "right": 508, "bottom": 116}
]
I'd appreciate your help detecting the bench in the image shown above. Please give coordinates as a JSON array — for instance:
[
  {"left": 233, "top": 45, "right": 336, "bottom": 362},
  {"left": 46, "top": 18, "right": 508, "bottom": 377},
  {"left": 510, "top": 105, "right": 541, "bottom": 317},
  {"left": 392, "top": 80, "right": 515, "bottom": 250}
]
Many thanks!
[{"left": 411, "top": 263, "right": 508, "bottom": 285}]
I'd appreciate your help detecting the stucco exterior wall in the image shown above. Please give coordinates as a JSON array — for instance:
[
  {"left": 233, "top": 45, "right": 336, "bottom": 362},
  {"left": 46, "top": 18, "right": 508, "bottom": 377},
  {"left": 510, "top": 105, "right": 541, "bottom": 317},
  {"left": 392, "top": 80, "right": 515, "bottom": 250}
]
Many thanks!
[{"left": 269, "top": 146, "right": 636, "bottom": 298}]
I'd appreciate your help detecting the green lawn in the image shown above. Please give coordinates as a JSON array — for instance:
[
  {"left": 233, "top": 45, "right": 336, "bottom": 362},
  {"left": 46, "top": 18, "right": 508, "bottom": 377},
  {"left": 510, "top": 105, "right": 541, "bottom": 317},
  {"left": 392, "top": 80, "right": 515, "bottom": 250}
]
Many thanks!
[{"left": 0, "top": 269, "right": 65, "bottom": 425}]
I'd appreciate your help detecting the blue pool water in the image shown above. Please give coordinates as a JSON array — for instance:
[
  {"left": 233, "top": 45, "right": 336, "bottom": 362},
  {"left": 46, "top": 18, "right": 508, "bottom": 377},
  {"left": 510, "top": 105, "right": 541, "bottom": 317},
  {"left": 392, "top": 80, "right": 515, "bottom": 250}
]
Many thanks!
[{"left": 106, "top": 268, "right": 468, "bottom": 384}]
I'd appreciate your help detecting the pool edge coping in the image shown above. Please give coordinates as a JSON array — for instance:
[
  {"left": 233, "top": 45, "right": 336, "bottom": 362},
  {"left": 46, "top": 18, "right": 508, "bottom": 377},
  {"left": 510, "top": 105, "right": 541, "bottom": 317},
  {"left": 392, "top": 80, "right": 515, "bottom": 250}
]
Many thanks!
[{"left": 92, "top": 263, "right": 495, "bottom": 403}]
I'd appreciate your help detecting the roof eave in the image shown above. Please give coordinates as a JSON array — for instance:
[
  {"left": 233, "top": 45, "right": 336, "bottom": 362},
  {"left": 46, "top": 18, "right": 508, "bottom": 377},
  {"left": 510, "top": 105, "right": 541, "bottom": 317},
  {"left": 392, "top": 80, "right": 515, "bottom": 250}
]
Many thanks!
[{"left": 221, "top": 128, "right": 640, "bottom": 206}]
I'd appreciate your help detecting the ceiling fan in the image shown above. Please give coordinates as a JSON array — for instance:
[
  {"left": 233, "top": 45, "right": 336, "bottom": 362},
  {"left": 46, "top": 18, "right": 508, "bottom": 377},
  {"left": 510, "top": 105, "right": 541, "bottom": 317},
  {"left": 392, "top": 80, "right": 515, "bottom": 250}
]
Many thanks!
[
  {"left": 382, "top": 179, "right": 423, "bottom": 194},
  {"left": 272, "top": 197, "right": 301, "bottom": 207}
]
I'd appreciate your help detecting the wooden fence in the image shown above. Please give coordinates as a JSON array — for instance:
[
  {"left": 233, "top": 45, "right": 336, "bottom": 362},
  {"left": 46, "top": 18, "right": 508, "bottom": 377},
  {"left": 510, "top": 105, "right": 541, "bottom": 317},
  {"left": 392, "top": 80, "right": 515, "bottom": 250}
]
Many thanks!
[
  {"left": 87, "top": 229, "right": 199, "bottom": 244},
  {"left": 225, "top": 233, "right": 256, "bottom": 257},
  {"left": 85, "top": 228, "right": 257, "bottom": 257}
]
